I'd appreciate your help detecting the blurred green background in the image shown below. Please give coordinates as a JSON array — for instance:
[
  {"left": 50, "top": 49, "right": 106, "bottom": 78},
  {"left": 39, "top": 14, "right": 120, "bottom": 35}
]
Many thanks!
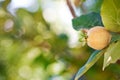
[{"left": 0, "top": 0, "right": 120, "bottom": 80}]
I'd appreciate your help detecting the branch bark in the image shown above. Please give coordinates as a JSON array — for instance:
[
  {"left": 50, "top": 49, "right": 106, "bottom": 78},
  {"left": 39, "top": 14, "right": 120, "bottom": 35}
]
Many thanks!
[{"left": 66, "top": 0, "right": 76, "bottom": 18}]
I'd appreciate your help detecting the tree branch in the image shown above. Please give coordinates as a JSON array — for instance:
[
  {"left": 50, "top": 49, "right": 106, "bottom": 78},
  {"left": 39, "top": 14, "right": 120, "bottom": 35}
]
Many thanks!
[{"left": 66, "top": 0, "right": 76, "bottom": 18}]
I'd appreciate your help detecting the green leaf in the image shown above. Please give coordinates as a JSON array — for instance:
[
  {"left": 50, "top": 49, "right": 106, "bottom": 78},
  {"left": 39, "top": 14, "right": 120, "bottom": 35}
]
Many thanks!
[
  {"left": 75, "top": 50, "right": 105, "bottom": 80},
  {"left": 72, "top": 12, "right": 103, "bottom": 30},
  {"left": 103, "top": 40, "right": 120, "bottom": 70},
  {"left": 110, "top": 32, "right": 120, "bottom": 42},
  {"left": 101, "top": 0, "right": 120, "bottom": 32}
]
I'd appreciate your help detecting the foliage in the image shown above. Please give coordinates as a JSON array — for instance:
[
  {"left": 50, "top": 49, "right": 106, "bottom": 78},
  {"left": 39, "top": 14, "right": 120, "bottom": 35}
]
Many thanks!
[
  {"left": 103, "top": 41, "right": 120, "bottom": 70},
  {"left": 0, "top": 0, "right": 120, "bottom": 80},
  {"left": 75, "top": 50, "right": 105, "bottom": 80},
  {"left": 72, "top": 0, "right": 120, "bottom": 79},
  {"left": 101, "top": 0, "right": 120, "bottom": 32},
  {"left": 72, "top": 12, "right": 103, "bottom": 30}
]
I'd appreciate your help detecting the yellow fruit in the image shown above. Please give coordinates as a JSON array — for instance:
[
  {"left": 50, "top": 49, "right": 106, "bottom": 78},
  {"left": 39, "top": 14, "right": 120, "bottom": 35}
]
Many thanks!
[{"left": 87, "top": 26, "right": 111, "bottom": 50}]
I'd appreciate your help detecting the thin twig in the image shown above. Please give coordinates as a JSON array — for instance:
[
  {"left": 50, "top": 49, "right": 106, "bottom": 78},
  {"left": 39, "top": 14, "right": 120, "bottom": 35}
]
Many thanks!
[{"left": 66, "top": 0, "right": 76, "bottom": 18}]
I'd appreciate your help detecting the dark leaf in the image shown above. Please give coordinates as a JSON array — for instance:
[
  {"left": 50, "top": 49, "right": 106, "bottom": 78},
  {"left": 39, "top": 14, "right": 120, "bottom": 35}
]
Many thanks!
[
  {"left": 111, "top": 32, "right": 120, "bottom": 43},
  {"left": 72, "top": 12, "right": 103, "bottom": 30},
  {"left": 75, "top": 50, "right": 105, "bottom": 80}
]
